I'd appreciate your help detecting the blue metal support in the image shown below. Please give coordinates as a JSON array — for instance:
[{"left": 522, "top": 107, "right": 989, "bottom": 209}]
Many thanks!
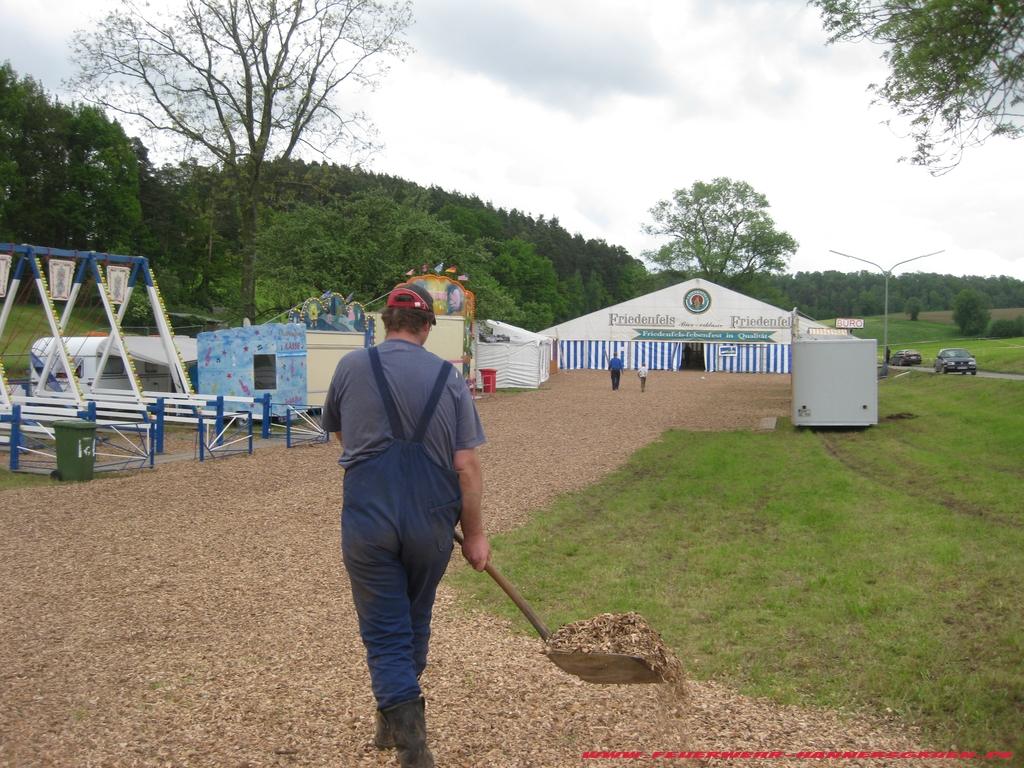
[
  {"left": 6, "top": 405, "right": 21, "bottom": 471},
  {"left": 195, "top": 404, "right": 252, "bottom": 462},
  {"left": 215, "top": 396, "right": 225, "bottom": 446},
  {"left": 261, "top": 393, "right": 272, "bottom": 439},
  {"left": 283, "top": 404, "right": 329, "bottom": 448},
  {"left": 1, "top": 243, "right": 141, "bottom": 265},
  {"left": 197, "top": 411, "right": 207, "bottom": 461},
  {"left": 150, "top": 398, "right": 166, "bottom": 454}
]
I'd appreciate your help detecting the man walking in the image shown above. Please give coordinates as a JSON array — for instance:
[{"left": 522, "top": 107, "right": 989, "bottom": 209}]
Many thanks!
[
  {"left": 637, "top": 363, "right": 648, "bottom": 393},
  {"left": 608, "top": 352, "right": 624, "bottom": 390},
  {"left": 322, "top": 282, "right": 490, "bottom": 768}
]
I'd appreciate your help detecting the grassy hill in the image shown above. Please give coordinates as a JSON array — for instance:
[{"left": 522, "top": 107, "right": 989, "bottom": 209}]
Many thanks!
[
  {"left": 452, "top": 374, "right": 1024, "bottom": 754},
  {"left": 849, "top": 317, "right": 962, "bottom": 347},
  {"left": 917, "top": 307, "right": 1024, "bottom": 325},
  {"left": 825, "top": 309, "right": 1024, "bottom": 374}
]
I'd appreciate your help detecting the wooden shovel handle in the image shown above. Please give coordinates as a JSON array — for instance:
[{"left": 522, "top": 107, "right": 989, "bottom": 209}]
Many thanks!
[{"left": 453, "top": 530, "right": 551, "bottom": 641}]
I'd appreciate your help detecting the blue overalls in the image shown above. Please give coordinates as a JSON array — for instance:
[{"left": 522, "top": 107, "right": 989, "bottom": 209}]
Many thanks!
[{"left": 341, "top": 347, "right": 462, "bottom": 709}]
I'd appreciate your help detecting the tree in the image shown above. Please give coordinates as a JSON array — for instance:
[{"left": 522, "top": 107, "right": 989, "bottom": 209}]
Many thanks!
[
  {"left": 62, "top": 106, "right": 144, "bottom": 251},
  {"left": 133, "top": 152, "right": 240, "bottom": 310},
  {"left": 903, "top": 296, "right": 922, "bottom": 320},
  {"left": 583, "top": 270, "right": 610, "bottom": 313},
  {"left": 0, "top": 63, "right": 142, "bottom": 251},
  {"left": 643, "top": 177, "right": 797, "bottom": 286},
  {"left": 952, "top": 288, "right": 991, "bottom": 335},
  {"left": 257, "top": 194, "right": 436, "bottom": 312},
  {"left": 988, "top": 316, "right": 1023, "bottom": 338},
  {"left": 486, "top": 239, "right": 562, "bottom": 330},
  {"left": 811, "top": 0, "right": 1024, "bottom": 171},
  {"left": 557, "top": 271, "right": 586, "bottom": 322},
  {"left": 70, "top": 0, "right": 412, "bottom": 319}
]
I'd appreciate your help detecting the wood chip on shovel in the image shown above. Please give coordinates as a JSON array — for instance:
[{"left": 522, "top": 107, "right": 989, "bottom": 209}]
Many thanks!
[
  {"left": 545, "top": 612, "right": 683, "bottom": 685},
  {"left": 455, "top": 532, "right": 681, "bottom": 685}
]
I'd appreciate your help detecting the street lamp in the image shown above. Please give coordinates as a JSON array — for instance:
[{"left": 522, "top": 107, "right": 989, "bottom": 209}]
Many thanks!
[{"left": 829, "top": 249, "right": 944, "bottom": 376}]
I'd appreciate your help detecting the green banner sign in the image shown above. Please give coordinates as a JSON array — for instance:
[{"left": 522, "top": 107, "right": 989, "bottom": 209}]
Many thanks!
[{"left": 634, "top": 329, "right": 776, "bottom": 341}]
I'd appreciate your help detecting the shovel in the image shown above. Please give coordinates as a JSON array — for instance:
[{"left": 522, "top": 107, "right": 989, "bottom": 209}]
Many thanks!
[{"left": 454, "top": 531, "right": 663, "bottom": 684}]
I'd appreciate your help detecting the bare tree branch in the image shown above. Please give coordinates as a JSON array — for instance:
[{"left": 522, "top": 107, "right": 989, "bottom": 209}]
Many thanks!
[{"left": 68, "top": 0, "right": 412, "bottom": 317}]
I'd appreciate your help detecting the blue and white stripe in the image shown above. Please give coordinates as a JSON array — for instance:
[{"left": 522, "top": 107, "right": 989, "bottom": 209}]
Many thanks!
[
  {"left": 557, "top": 340, "right": 628, "bottom": 370},
  {"left": 705, "top": 343, "right": 791, "bottom": 373},
  {"left": 629, "top": 341, "right": 681, "bottom": 370},
  {"left": 557, "top": 340, "right": 791, "bottom": 373},
  {"left": 557, "top": 340, "right": 588, "bottom": 370}
]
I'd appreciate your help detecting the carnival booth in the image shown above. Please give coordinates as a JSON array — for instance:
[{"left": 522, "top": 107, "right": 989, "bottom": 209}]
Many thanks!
[
  {"left": 542, "top": 278, "right": 824, "bottom": 374},
  {"left": 370, "top": 275, "right": 477, "bottom": 382},
  {"left": 287, "top": 293, "right": 371, "bottom": 408},
  {"left": 476, "top": 320, "right": 552, "bottom": 389},
  {"left": 196, "top": 323, "right": 307, "bottom": 416}
]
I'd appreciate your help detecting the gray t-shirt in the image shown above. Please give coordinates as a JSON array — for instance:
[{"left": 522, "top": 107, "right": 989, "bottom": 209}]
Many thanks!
[{"left": 321, "top": 339, "right": 485, "bottom": 470}]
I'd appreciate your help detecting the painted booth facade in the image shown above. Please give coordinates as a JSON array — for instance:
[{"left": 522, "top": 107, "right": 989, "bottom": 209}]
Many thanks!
[
  {"left": 382, "top": 275, "right": 476, "bottom": 381},
  {"left": 196, "top": 323, "right": 307, "bottom": 416},
  {"left": 288, "top": 292, "right": 371, "bottom": 408}
]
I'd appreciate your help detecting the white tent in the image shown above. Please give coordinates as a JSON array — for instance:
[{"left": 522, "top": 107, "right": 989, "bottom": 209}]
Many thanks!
[
  {"left": 541, "top": 278, "right": 825, "bottom": 374},
  {"left": 476, "top": 320, "right": 552, "bottom": 389}
]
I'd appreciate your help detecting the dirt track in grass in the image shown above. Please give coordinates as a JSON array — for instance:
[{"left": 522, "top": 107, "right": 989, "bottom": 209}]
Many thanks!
[{"left": 1, "top": 370, "right": 945, "bottom": 767}]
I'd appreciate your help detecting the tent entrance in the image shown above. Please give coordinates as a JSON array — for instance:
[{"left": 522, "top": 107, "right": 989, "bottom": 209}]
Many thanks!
[{"left": 680, "top": 343, "right": 705, "bottom": 371}]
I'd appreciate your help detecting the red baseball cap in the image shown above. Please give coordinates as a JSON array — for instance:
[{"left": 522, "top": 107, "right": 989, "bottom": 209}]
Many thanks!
[{"left": 386, "top": 283, "right": 436, "bottom": 324}]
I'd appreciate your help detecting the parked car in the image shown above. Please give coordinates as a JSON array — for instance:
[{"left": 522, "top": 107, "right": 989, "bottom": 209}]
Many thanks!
[
  {"left": 890, "top": 349, "right": 922, "bottom": 366},
  {"left": 934, "top": 348, "right": 977, "bottom": 375}
]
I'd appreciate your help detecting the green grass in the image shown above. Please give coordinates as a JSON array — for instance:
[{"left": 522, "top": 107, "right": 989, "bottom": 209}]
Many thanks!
[
  {"left": 888, "top": 337, "right": 1024, "bottom": 375},
  {"left": 450, "top": 375, "right": 1024, "bottom": 754},
  {"left": 964, "top": 339, "right": 1024, "bottom": 375},
  {"left": 918, "top": 308, "right": 1024, "bottom": 325},
  {"left": 849, "top": 316, "right": 963, "bottom": 348},
  {"left": 887, "top": 337, "right": 1024, "bottom": 375},
  {"left": 823, "top": 313, "right": 1024, "bottom": 373},
  {"left": 1, "top": 304, "right": 107, "bottom": 377},
  {"left": 0, "top": 467, "right": 56, "bottom": 490}
]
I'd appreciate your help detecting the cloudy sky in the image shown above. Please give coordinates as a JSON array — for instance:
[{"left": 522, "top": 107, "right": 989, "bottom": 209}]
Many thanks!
[{"left": 3, "top": 0, "right": 1021, "bottom": 280}]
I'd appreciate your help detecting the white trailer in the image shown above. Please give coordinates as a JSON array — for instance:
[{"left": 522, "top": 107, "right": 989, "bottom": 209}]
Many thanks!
[
  {"left": 791, "top": 334, "right": 878, "bottom": 427},
  {"left": 30, "top": 335, "right": 197, "bottom": 395}
]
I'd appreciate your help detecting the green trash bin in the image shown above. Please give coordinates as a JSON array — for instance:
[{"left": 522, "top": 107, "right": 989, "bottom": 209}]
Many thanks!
[{"left": 53, "top": 420, "right": 97, "bottom": 481}]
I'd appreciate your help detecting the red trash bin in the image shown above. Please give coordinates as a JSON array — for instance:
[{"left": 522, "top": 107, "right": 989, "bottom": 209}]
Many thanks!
[{"left": 480, "top": 368, "right": 497, "bottom": 393}]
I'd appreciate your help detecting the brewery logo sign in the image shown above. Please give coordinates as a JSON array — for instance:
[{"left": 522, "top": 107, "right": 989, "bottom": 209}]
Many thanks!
[{"left": 683, "top": 288, "right": 711, "bottom": 314}]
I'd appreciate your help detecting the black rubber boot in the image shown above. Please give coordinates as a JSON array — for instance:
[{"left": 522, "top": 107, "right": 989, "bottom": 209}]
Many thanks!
[
  {"left": 374, "top": 709, "right": 395, "bottom": 749},
  {"left": 381, "top": 697, "right": 434, "bottom": 768}
]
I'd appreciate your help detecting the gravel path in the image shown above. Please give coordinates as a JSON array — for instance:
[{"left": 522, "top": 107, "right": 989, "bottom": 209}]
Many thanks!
[{"left": 1, "top": 370, "right": 943, "bottom": 767}]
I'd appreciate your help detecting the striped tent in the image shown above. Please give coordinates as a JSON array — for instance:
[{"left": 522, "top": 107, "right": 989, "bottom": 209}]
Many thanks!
[
  {"left": 558, "top": 339, "right": 627, "bottom": 370},
  {"left": 704, "top": 343, "right": 791, "bottom": 374},
  {"left": 629, "top": 341, "right": 682, "bottom": 370},
  {"left": 557, "top": 338, "right": 792, "bottom": 373},
  {"left": 542, "top": 278, "right": 822, "bottom": 376}
]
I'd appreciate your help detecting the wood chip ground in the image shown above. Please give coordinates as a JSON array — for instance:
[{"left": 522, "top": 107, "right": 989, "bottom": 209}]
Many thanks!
[{"left": 1, "top": 371, "right": 948, "bottom": 766}]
